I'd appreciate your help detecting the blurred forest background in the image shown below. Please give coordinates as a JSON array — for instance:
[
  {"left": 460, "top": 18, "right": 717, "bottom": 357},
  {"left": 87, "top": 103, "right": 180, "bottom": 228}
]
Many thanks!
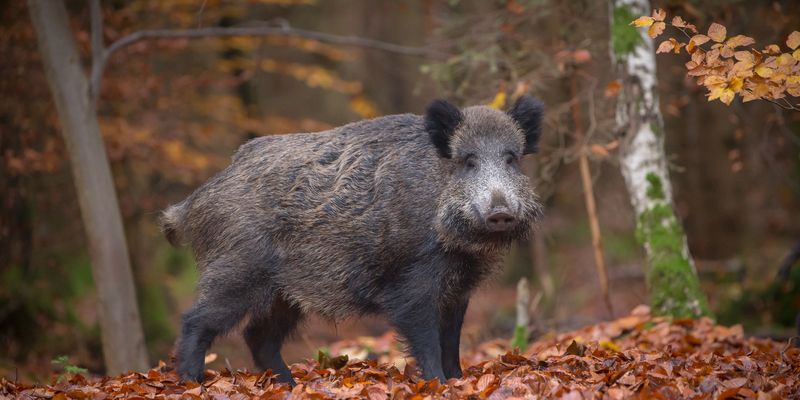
[{"left": 2, "top": 0, "right": 799, "bottom": 381}]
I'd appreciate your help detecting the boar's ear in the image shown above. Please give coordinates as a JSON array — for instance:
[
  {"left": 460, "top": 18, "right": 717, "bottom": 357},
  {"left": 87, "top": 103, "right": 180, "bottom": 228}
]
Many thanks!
[
  {"left": 425, "top": 99, "right": 464, "bottom": 158},
  {"left": 508, "top": 95, "right": 544, "bottom": 154}
]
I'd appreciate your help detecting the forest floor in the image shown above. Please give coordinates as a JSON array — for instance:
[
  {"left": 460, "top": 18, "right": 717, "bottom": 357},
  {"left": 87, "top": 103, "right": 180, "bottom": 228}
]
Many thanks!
[{"left": 3, "top": 306, "right": 798, "bottom": 399}]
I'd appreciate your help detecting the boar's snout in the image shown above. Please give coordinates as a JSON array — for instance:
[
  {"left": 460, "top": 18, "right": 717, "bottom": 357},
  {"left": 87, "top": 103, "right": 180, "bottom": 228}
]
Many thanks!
[
  {"left": 484, "top": 190, "right": 517, "bottom": 232},
  {"left": 486, "top": 210, "right": 515, "bottom": 232}
]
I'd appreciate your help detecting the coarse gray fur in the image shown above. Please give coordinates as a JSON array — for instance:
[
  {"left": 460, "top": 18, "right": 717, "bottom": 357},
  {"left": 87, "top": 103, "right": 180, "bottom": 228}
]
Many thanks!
[{"left": 161, "top": 96, "right": 545, "bottom": 384}]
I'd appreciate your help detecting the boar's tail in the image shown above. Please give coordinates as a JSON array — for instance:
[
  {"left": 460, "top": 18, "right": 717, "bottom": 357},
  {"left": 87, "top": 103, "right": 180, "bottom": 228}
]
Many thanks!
[{"left": 160, "top": 202, "right": 187, "bottom": 247}]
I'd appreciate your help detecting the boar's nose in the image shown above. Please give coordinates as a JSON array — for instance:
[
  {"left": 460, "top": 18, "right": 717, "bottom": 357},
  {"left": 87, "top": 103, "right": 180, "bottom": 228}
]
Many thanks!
[
  {"left": 486, "top": 210, "right": 515, "bottom": 232},
  {"left": 486, "top": 190, "right": 515, "bottom": 231}
]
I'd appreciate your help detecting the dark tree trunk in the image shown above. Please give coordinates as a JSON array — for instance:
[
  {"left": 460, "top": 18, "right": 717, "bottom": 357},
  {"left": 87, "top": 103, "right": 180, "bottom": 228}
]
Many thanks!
[{"left": 27, "top": 0, "right": 148, "bottom": 374}]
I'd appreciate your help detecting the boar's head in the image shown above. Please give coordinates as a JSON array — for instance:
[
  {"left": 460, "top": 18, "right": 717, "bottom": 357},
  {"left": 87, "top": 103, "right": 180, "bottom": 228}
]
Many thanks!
[{"left": 426, "top": 95, "right": 544, "bottom": 253}]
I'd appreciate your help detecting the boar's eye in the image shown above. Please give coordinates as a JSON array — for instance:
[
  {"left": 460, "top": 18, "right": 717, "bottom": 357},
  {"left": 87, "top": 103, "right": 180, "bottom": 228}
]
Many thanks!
[{"left": 464, "top": 155, "right": 477, "bottom": 170}]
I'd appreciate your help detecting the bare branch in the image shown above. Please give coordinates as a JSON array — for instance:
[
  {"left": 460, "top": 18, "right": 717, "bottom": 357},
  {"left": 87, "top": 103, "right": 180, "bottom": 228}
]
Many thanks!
[
  {"left": 88, "top": 0, "right": 104, "bottom": 101},
  {"left": 761, "top": 96, "right": 800, "bottom": 112},
  {"left": 90, "top": 21, "right": 447, "bottom": 99}
]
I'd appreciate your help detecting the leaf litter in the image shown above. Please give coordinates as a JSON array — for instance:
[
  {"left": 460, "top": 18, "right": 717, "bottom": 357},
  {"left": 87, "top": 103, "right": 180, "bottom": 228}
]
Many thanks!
[{"left": 3, "top": 306, "right": 798, "bottom": 399}]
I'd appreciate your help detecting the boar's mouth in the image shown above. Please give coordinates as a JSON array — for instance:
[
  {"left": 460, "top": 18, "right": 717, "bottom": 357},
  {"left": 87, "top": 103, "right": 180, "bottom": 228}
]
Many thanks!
[{"left": 436, "top": 201, "right": 539, "bottom": 254}]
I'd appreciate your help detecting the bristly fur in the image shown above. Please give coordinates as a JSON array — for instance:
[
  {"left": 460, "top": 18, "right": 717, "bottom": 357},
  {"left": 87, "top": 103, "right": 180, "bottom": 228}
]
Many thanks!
[
  {"left": 425, "top": 99, "right": 464, "bottom": 158},
  {"left": 164, "top": 98, "right": 545, "bottom": 385},
  {"left": 508, "top": 95, "right": 545, "bottom": 154}
]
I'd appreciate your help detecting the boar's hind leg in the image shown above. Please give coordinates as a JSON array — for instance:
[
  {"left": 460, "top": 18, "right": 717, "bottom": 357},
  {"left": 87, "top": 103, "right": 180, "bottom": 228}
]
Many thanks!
[
  {"left": 440, "top": 297, "right": 469, "bottom": 379},
  {"left": 243, "top": 296, "right": 302, "bottom": 385},
  {"left": 177, "top": 298, "right": 250, "bottom": 382},
  {"left": 177, "top": 256, "right": 272, "bottom": 383}
]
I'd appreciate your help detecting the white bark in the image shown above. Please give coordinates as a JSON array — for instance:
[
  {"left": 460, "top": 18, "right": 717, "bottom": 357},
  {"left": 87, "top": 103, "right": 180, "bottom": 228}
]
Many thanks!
[
  {"left": 28, "top": 0, "right": 149, "bottom": 373},
  {"left": 609, "top": 0, "right": 709, "bottom": 317},
  {"left": 612, "top": 0, "right": 672, "bottom": 217}
]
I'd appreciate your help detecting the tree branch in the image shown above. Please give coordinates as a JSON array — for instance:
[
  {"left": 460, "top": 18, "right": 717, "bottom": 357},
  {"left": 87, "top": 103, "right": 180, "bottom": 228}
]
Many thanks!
[
  {"left": 88, "top": 0, "right": 104, "bottom": 101},
  {"left": 89, "top": 21, "right": 447, "bottom": 99}
]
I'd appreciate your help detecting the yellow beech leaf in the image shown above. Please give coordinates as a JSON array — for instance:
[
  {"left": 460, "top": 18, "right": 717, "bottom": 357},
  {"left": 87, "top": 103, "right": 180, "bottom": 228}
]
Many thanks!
[
  {"left": 769, "top": 71, "right": 787, "bottom": 83},
  {"left": 599, "top": 340, "right": 621, "bottom": 352},
  {"left": 691, "top": 34, "right": 711, "bottom": 46},
  {"left": 706, "top": 49, "right": 720, "bottom": 64},
  {"left": 763, "top": 44, "right": 781, "bottom": 55},
  {"left": 703, "top": 75, "right": 744, "bottom": 105},
  {"left": 709, "top": 86, "right": 736, "bottom": 105},
  {"left": 719, "top": 45, "right": 735, "bottom": 59},
  {"left": 725, "top": 35, "right": 755, "bottom": 49},
  {"left": 749, "top": 81, "right": 770, "bottom": 99},
  {"left": 731, "top": 60, "right": 754, "bottom": 77},
  {"left": 794, "top": 49, "right": 800, "bottom": 61},
  {"left": 742, "top": 90, "right": 758, "bottom": 102},
  {"left": 691, "top": 49, "right": 706, "bottom": 64},
  {"left": 648, "top": 22, "right": 666, "bottom": 38},
  {"left": 777, "top": 53, "right": 796, "bottom": 67},
  {"left": 651, "top": 8, "right": 666, "bottom": 22},
  {"left": 734, "top": 51, "right": 754, "bottom": 63},
  {"left": 787, "top": 31, "right": 800, "bottom": 50},
  {"left": 755, "top": 64, "right": 774, "bottom": 78},
  {"left": 729, "top": 76, "right": 744, "bottom": 92},
  {"left": 707, "top": 23, "right": 727, "bottom": 43},
  {"left": 703, "top": 75, "right": 726, "bottom": 86},
  {"left": 671, "top": 38, "right": 685, "bottom": 54},
  {"left": 488, "top": 91, "right": 507, "bottom": 109},
  {"left": 631, "top": 16, "right": 654, "bottom": 27},
  {"left": 686, "top": 39, "right": 697, "bottom": 53}
]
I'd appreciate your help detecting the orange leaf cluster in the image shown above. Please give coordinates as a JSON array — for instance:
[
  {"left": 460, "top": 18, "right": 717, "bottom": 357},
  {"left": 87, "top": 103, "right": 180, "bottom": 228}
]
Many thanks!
[
  {"left": 632, "top": 9, "right": 800, "bottom": 107},
  {"left": 4, "top": 307, "right": 799, "bottom": 399}
]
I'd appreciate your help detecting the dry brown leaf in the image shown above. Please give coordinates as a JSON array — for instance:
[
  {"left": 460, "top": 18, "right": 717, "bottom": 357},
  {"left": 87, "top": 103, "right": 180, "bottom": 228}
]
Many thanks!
[
  {"left": 691, "top": 34, "right": 711, "bottom": 46},
  {"left": 6, "top": 309, "right": 800, "bottom": 399},
  {"left": 648, "top": 22, "right": 666, "bottom": 39},
  {"left": 787, "top": 31, "right": 800, "bottom": 50},
  {"left": 656, "top": 39, "right": 674, "bottom": 54},
  {"left": 708, "top": 22, "right": 727, "bottom": 43},
  {"left": 726, "top": 35, "right": 755, "bottom": 49}
]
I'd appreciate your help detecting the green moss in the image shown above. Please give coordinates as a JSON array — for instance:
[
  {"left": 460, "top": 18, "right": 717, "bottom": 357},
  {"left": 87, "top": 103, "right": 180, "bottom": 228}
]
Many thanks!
[
  {"left": 645, "top": 172, "right": 665, "bottom": 201},
  {"left": 510, "top": 325, "right": 528, "bottom": 350},
  {"left": 636, "top": 174, "right": 712, "bottom": 319},
  {"left": 612, "top": 5, "right": 643, "bottom": 58}
]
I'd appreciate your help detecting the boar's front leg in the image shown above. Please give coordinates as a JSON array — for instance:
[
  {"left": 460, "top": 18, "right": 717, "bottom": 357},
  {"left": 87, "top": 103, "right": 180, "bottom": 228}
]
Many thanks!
[
  {"left": 243, "top": 297, "right": 302, "bottom": 386},
  {"left": 386, "top": 295, "right": 446, "bottom": 382},
  {"left": 440, "top": 296, "right": 469, "bottom": 379}
]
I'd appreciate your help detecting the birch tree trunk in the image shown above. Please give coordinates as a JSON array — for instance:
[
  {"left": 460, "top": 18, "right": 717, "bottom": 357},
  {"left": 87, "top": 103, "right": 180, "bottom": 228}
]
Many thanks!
[
  {"left": 28, "top": 0, "right": 149, "bottom": 373},
  {"left": 608, "top": 0, "right": 711, "bottom": 318}
]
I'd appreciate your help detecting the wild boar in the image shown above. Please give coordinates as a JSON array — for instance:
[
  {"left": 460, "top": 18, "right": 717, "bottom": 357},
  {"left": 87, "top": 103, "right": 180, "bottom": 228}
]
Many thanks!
[{"left": 161, "top": 95, "right": 545, "bottom": 384}]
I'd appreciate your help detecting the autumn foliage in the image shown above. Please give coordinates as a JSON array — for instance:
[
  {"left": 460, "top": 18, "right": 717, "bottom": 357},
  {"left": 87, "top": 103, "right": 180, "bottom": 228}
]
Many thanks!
[
  {"left": 3, "top": 307, "right": 798, "bottom": 399},
  {"left": 632, "top": 9, "right": 800, "bottom": 110}
]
